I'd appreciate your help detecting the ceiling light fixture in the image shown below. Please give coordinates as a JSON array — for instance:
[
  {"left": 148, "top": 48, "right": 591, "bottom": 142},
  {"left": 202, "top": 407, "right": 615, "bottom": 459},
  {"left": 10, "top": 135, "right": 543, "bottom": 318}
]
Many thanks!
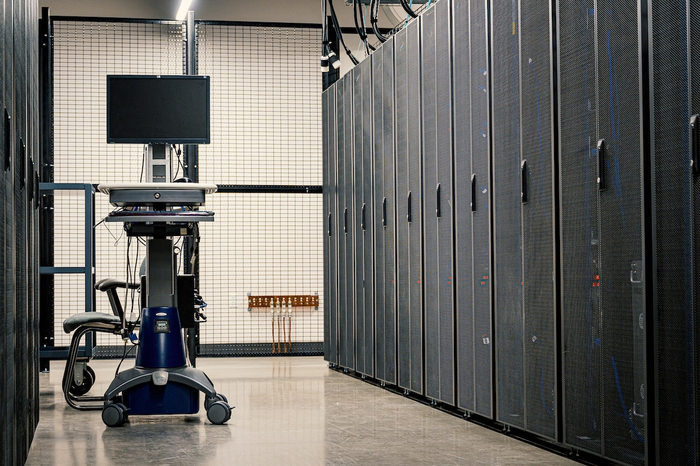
[{"left": 176, "top": 0, "right": 193, "bottom": 21}]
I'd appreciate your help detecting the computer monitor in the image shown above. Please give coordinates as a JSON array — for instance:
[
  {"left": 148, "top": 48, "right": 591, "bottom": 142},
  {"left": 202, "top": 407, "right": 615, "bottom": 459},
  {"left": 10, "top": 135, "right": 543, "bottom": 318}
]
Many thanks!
[{"left": 106, "top": 75, "right": 210, "bottom": 144}]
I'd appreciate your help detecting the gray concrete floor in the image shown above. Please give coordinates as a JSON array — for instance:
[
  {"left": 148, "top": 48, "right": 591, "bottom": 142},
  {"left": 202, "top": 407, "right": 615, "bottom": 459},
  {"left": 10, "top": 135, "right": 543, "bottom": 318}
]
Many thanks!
[{"left": 26, "top": 357, "right": 576, "bottom": 465}]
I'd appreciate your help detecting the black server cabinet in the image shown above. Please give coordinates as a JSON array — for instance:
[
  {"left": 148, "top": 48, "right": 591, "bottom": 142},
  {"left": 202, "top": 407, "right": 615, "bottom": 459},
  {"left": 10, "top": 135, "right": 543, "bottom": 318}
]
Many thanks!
[
  {"left": 452, "top": 0, "right": 492, "bottom": 417},
  {"left": 558, "top": 1, "right": 645, "bottom": 463},
  {"left": 648, "top": 2, "right": 699, "bottom": 464},
  {"left": 353, "top": 59, "right": 374, "bottom": 377},
  {"left": 395, "top": 19, "right": 424, "bottom": 395},
  {"left": 492, "top": 0, "right": 557, "bottom": 439},
  {"left": 422, "top": 0, "right": 455, "bottom": 405},
  {"left": 337, "top": 76, "right": 356, "bottom": 371},
  {"left": 323, "top": 87, "right": 339, "bottom": 365},
  {"left": 373, "top": 41, "right": 397, "bottom": 385}
]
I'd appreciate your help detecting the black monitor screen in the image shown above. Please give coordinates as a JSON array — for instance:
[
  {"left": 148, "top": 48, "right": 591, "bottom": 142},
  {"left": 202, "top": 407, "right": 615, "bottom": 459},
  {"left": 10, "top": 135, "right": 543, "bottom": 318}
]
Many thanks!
[{"left": 107, "top": 75, "right": 210, "bottom": 144}]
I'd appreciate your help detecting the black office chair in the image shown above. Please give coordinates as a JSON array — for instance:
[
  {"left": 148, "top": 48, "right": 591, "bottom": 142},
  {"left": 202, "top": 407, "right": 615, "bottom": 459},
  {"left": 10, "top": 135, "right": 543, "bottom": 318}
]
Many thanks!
[{"left": 61, "top": 279, "right": 139, "bottom": 410}]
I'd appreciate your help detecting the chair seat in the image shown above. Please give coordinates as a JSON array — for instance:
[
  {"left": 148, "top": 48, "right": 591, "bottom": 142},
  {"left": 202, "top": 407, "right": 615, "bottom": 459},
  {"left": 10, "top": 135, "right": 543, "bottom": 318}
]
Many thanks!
[{"left": 63, "top": 312, "right": 121, "bottom": 334}]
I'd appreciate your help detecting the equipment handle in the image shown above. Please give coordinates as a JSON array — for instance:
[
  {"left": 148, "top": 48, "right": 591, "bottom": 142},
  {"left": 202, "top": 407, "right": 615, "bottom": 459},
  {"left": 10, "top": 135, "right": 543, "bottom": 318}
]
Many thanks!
[
  {"left": 521, "top": 160, "right": 528, "bottom": 204},
  {"left": 4, "top": 109, "right": 10, "bottom": 171},
  {"left": 471, "top": 174, "right": 477, "bottom": 212},
  {"left": 407, "top": 191, "right": 412, "bottom": 223},
  {"left": 344, "top": 208, "right": 348, "bottom": 234},
  {"left": 20, "top": 139, "right": 26, "bottom": 190},
  {"left": 361, "top": 203, "right": 366, "bottom": 230},
  {"left": 436, "top": 183, "right": 441, "bottom": 217},
  {"left": 382, "top": 197, "right": 387, "bottom": 227},
  {"left": 597, "top": 139, "right": 606, "bottom": 190},
  {"left": 691, "top": 115, "right": 699, "bottom": 176},
  {"left": 328, "top": 212, "right": 332, "bottom": 237}
]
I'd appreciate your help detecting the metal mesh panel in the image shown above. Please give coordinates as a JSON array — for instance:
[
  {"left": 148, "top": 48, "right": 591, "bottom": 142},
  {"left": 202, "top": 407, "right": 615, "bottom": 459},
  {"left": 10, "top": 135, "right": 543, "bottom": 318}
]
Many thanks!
[
  {"left": 395, "top": 28, "right": 411, "bottom": 391},
  {"left": 352, "top": 59, "right": 374, "bottom": 376},
  {"left": 338, "top": 76, "right": 356, "bottom": 370},
  {"left": 691, "top": 2, "right": 700, "bottom": 462},
  {"left": 436, "top": 0, "right": 454, "bottom": 406},
  {"left": 373, "top": 48, "right": 386, "bottom": 382},
  {"left": 452, "top": 0, "right": 475, "bottom": 413},
  {"left": 197, "top": 24, "right": 322, "bottom": 186},
  {"left": 328, "top": 89, "right": 339, "bottom": 365},
  {"left": 492, "top": 0, "right": 524, "bottom": 428},
  {"left": 379, "top": 41, "right": 397, "bottom": 385},
  {"left": 558, "top": 0, "right": 602, "bottom": 454},
  {"left": 520, "top": 2, "right": 556, "bottom": 440},
  {"left": 421, "top": 6, "right": 440, "bottom": 402},
  {"left": 596, "top": 1, "right": 644, "bottom": 462},
  {"left": 651, "top": 2, "right": 696, "bottom": 463},
  {"left": 469, "top": 0, "right": 492, "bottom": 418},
  {"left": 407, "top": 20, "right": 423, "bottom": 395}
]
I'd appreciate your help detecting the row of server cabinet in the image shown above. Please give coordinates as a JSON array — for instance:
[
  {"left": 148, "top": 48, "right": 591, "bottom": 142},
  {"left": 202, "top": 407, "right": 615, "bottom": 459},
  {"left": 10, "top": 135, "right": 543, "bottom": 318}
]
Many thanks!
[
  {"left": 322, "top": 0, "right": 700, "bottom": 465},
  {"left": 0, "top": 0, "right": 42, "bottom": 464}
]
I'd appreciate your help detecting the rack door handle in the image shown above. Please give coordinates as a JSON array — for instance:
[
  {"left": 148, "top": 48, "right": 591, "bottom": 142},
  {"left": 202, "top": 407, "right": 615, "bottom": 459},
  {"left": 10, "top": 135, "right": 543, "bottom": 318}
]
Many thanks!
[
  {"left": 597, "top": 139, "right": 606, "bottom": 191},
  {"left": 382, "top": 197, "right": 387, "bottom": 227},
  {"left": 20, "top": 139, "right": 26, "bottom": 190},
  {"left": 361, "top": 203, "right": 366, "bottom": 231},
  {"left": 344, "top": 208, "right": 348, "bottom": 234},
  {"left": 328, "top": 212, "right": 332, "bottom": 237},
  {"left": 34, "top": 171, "right": 40, "bottom": 211},
  {"left": 471, "top": 174, "right": 477, "bottom": 212},
  {"left": 407, "top": 191, "right": 412, "bottom": 223},
  {"left": 436, "top": 183, "right": 442, "bottom": 217},
  {"left": 28, "top": 158, "right": 34, "bottom": 202},
  {"left": 691, "top": 115, "right": 699, "bottom": 176},
  {"left": 4, "top": 109, "right": 10, "bottom": 171},
  {"left": 521, "top": 160, "right": 528, "bottom": 204}
]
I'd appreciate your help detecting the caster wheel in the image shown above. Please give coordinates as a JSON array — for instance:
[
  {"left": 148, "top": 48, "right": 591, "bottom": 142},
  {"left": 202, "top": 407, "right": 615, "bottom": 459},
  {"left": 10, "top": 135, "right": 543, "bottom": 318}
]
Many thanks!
[
  {"left": 102, "top": 403, "right": 127, "bottom": 427},
  {"left": 69, "top": 365, "right": 95, "bottom": 396},
  {"left": 205, "top": 393, "right": 228, "bottom": 410},
  {"left": 206, "top": 401, "right": 231, "bottom": 425}
]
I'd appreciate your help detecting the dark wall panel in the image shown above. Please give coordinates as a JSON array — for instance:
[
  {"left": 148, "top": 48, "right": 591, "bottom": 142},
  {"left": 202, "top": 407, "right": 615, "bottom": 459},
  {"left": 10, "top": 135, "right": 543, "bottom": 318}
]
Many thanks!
[
  {"left": 323, "top": 87, "right": 339, "bottom": 365},
  {"left": 395, "top": 19, "right": 423, "bottom": 395},
  {"left": 421, "top": 0, "right": 454, "bottom": 405},
  {"left": 353, "top": 58, "right": 374, "bottom": 377}
]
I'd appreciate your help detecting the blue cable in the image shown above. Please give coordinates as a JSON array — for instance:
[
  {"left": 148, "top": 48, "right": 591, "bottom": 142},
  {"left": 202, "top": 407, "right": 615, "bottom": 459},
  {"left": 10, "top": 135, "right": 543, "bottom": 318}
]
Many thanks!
[
  {"left": 611, "top": 355, "right": 644, "bottom": 443},
  {"left": 404, "top": 0, "right": 414, "bottom": 27}
]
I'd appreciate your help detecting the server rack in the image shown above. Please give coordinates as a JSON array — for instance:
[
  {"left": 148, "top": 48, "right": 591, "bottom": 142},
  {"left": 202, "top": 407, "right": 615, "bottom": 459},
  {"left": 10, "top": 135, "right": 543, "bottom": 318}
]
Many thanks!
[
  {"left": 322, "top": 87, "right": 339, "bottom": 365},
  {"left": 353, "top": 58, "right": 375, "bottom": 377},
  {"left": 492, "top": 0, "right": 557, "bottom": 439},
  {"left": 372, "top": 41, "right": 397, "bottom": 385},
  {"left": 337, "top": 77, "right": 356, "bottom": 371},
  {"left": 421, "top": 0, "right": 455, "bottom": 406},
  {"left": 395, "top": 19, "right": 424, "bottom": 395},
  {"left": 452, "top": 0, "right": 492, "bottom": 418},
  {"left": 647, "top": 1, "right": 698, "bottom": 464}
]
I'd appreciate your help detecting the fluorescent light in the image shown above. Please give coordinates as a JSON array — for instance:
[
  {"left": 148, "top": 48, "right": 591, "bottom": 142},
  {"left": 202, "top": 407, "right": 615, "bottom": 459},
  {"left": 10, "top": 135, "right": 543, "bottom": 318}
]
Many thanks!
[{"left": 176, "top": 0, "right": 193, "bottom": 20}]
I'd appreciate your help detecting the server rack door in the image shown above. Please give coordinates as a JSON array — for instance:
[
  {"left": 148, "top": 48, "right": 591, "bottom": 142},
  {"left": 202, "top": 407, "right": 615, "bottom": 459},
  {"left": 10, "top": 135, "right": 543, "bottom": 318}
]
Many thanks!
[
  {"left": 323, "top": 89, "right": 331, "bottom": 361},
  {"left": 452, "top": 0, "right": 492, "bottom": 418},
  {"left": 421, "top": 0, "right": 455, "bottom": 405},
  {"left": 492, "top": 0, "right": 525, "bottom": 430},
  {"left": 328, "top": 89, "right": 339, "bottom": 366},
  {"left": 373, "top": 42, "right": 397, "bottom": 385},
  {"left": 596, "top": 2, "right": 645, "bottom": 463},
  {"left": 353, "top": 59, "right": 374, "bottom": 377},
  {"left": 337, "top": 78, "right": 356, "bottom": 371},
  {"left": 395, "top": 20, "right": 424, "bottom": 395},
  {"left": 557, "top": 0, "right": 602, "bottom": 456},
  {"left": 382, "top": 40, "right": 397, "bottom": 385},
  {"left": 373, "top": 51, "right": 387, "bottom": 382},
  {"left": 520, "top": 1, "right": 556, "bottom": 440},
  {"left": 0, "top": 0, "right": 5, "bottom": 452},
  {"left": 493, "top": 0, "right": 557, "bottom": 438},
  {"left": 650, "top": 2, "right": 698, "bottom": 463}
]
